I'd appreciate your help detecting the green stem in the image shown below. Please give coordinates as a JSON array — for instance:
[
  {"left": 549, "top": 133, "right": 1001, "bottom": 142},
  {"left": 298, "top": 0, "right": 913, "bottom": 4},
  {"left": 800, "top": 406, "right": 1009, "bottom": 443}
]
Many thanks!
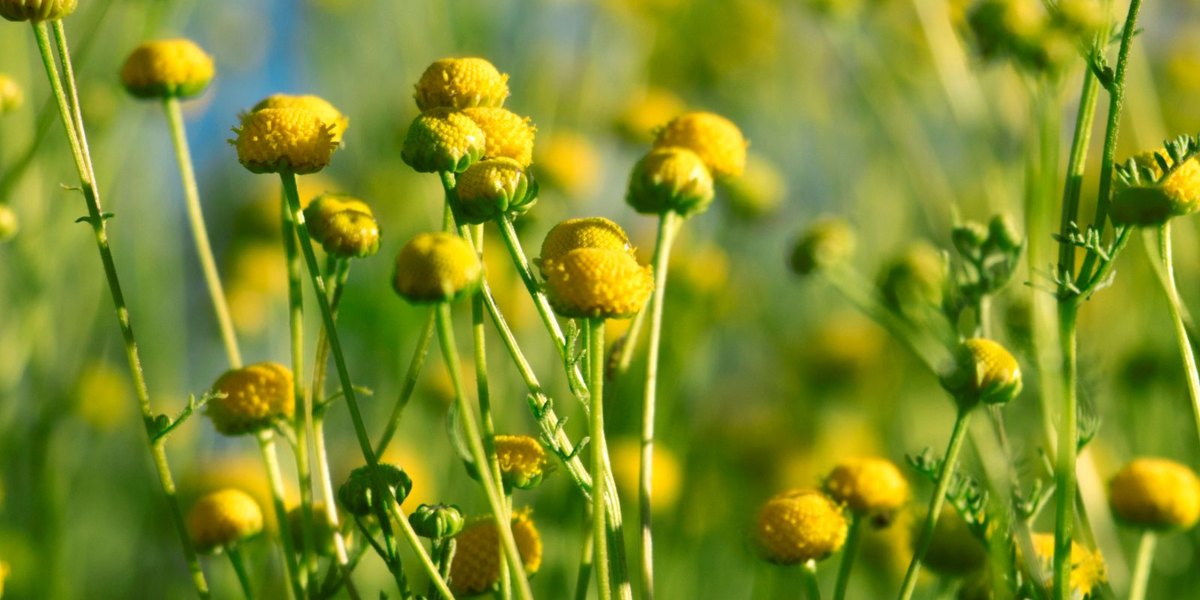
[
  {"left": 1128, "top": 531, "right": 1157, "bottom": 600},
  {"left": 897, "top": 408, "right": 973, "bottom": 600},
  {"left": 257, "top": 433, "right": 303, "bottom": 600},
  {"left": 386, "top": 501, "right": 453, "bottom": 600},
  {"left": 614, "top": 298, "right": 648, "bottom": 377},
  {"left": 314, "top": 418, "right": 357, "bottom": 592},
  {"left": 162, "top": 96, "right": 241, "bottom": 368},
  {"left": 374, "top": 311, "right": 436, "bottom": 456},
  {"left": 1153, "top": 223, "right": 1200, "bottom": 439},
  {"left": 588, "top": 319, "right": 613, "bottom": 600},
  {"left": 1052, "top": 302, "right": 1079, "bottom": 600},
  {"left": 803, "top": 561, "right": 822, "bottom": 600},
  {"left": 574, "top": 508, "right": 595, "bottom": 600},
  {"left": 227, "top": 545, "right": 256, "bottom": 600},
  {"left": 832, "top": 517, "right": 862, "bottom": 600},
  {"left": 1057, "top": 69, "right": 1100, "bottom": 283},
  {"left": 33, "top": 21, "right": 210, "bottom": 598}
]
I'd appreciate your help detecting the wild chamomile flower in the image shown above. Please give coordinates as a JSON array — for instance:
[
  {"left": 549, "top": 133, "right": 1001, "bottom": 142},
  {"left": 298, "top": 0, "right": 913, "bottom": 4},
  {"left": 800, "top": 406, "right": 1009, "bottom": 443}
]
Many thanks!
[
  {"left": 392, "top": 232, "right": 481, "bottom": 304},
  {"left": 543, "top": 247, "right": 654, "bottom": 319},
  {"left": 119, "top": 39, "right": 214, "bottom": 100},
  {"left": 1109, "top": 458, "right": 1200, "bottom": 530},
  {"left": 653, "top": 111, "right": 748, "bottom": 179},
  {"left": 756, "top": 489, "right": 848, "bottom": 565},
  {"left": 449, "top": 510, "right": 542, "bottom": 596},
  {"left": 493, "top": 435, "right": 552, "bottom": 491},
  {"left": 615, "top": 88, "right": 686, "bottom": 144},
  {"left": 1112, "top": 146, "right": 1200, "bottom": 226},
  {"left": 206, "top": 362, "right": 295, "bottom": 435},
  {"left": 538, "top": 216, "right": 634, "bottom": 274},
  {"left": 626, "top": 146, "right": 715, "bottom": 217},
  {"left": 410, "top": 503, "right": 466, "bottom": 540},
  {"left": 790, "top": 218, "right": 856, "bottom": 276},
  {"left": 824, "top": 458, "right": 909, "bottom": 526},
  {"left": 414, "top": 57, "right": 510, "bottom": 111},
  {"left": 233, "top": 107, "right": 337, "bottom": 174},
  {"left": 455, "top": 157, "right": 538, "bottom": 224},
  {"left": 337, "top": 463, "right": 413, "bottom": 517},
  {"left": 0, "top": 204, "right": 17, "bottom": 242},
  {"left": 462, "top": 106, "right": 536, "bottom": 167},
  {"left": 0, "top": 0, "right": 77, "bottom": 22},
  {"left": 611, "top": 439, "right": 683, "bottom": 513},
  {"left": 252, "top": 94, "right": 350, "bottom": 144},
  {"left": 941, "top": 338, "right": 1023, "bottom": 408},
  {"left": 0, "top": 74, "right": 23, "bottom": 115},
  {"left": 187, "top": 489, "right": 264, "bottom": 553},
  {"left": 303, "top": 193, "right": 380, "bottom": 258},
  {"left": 401, "top": 107, "right": 486, "bottom": 173},
  {"left": 1030, "top": 533, "right": 1106, "bottom": 598}
]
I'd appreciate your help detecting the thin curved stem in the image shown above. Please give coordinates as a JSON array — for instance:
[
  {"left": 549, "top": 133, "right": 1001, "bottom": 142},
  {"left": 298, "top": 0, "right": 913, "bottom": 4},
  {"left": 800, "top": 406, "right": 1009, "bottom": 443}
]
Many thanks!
[
  {"left": 588, "top": 319, "right": 613, "bottom": 600},
  {"left": 257, "top": 433, "right": 303, "bottom": 600},
  {"left": 832, "top": 517, "right": 862, "bottom": 600},
  {"left": 1153, "top": 224, "right": 1200, "bottom": 439},
  {"left": 227, "top": 545, "right": 256, "bottom": 600},
  {"left": 374, "top": 311, "right": 436, "bottom": 456},
  {"left": 1128, "top": 531, "right": 1157, "bottom": 600}
]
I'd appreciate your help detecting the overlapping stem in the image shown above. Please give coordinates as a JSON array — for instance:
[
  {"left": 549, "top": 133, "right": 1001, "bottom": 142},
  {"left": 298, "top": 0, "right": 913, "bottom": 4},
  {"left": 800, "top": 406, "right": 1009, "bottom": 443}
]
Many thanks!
[
  {"left": 256, "top": 432, "right": 304, "bottom": 600},
  {"left": 374, "top": 312, "right": 436, "bottom": 456},
  {"left": 1152, "top": 224, "right": 1200, "bottom": 437},
  {"left": 227, "top": 546, "right": 256, "bottom": 600},
  {"left": 587, "top": 319, "right": 612, "bottom": 600},
  {"left": 31, "top": 21, "right": 210, "bottom": 598},
  {"left": 832, "top": 518, "right": 862, "bottom": 600}
]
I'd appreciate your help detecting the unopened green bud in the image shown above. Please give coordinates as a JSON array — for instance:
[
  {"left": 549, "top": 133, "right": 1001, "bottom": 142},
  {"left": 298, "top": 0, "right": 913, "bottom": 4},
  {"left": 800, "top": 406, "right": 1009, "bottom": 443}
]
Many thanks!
[
  {"left": 409, "top": 503, "right": 465, "bottom": 539},
  {"left": 941, "top": 338, "right": 1023, "bottom": 410},
  {"left": 0, "top": 0, "right": 77, "bottom": 22},
  {"left": 987, "top": 214, "right": 1021, "bottom": 252},
  {"left": 878, "top": 243, "right": 946, "bottom": 314},
  {"left": 0, "top": 74, "right": 23, "bottom": 115},
  {"left": 455, "top": 157, "right": 538, "bottom": 224},
  {"left": 951, "top": 222, "right": 988, "bottom": 257},
  {"left": 338, "top": 463, "right": 413, "bottom": 517},
  {"left": 626, "top": 147, "right": 715, "bottom": 217},
  {"left": 789, "top": 218, "right": 855, "bottom": 276},
  {"left": 401, "top": 108, "right": 486, "bottom": 173}
]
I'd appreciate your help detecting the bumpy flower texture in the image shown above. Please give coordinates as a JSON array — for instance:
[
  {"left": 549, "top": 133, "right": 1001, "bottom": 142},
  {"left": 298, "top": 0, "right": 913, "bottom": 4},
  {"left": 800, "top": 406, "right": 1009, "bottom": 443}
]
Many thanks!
[
  {"left": 414, "top": 57, "right": 510, "bottom": 111},
  {"left": 756, "top": 489, "right": 848, "bottom": 565},
  {"left": 187, "top": 489, "right": 264, "bottom": 553},
  {"left": 654, "top": 111, "right": 748, "bottom": 179},
  {"left": 253, "top": 94, "right": 350, "bottom": 144},
  {"left": 206, "top": 362, "right": 295, "bottom": 435},
  {"left": 234, "top": 108, "right": 337, "bottom": 174},
  {"left": 120, "top": 39, "right": 214, "bottom": 99},
  {"left": 449, "top": 511, "right": 542, "bottom": 596}
]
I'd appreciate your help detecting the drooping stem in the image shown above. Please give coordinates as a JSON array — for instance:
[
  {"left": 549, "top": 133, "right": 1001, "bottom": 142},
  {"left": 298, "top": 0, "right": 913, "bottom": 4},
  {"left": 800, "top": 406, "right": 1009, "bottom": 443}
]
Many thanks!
[
  {"left": 832, "top": 517, "right": 862, "bottom": 600},
  {"left": 588, "top": 319, "right": 613, "bottom": 600},
  {"left": 256, "top": 433, "right": 303, "bottom": 600},
  {"left": 1152, "top": 224, "right": 1200, "bottom": 439},
  {"left": 227, "top": 545, "right": 256, "bottom": 600},
  {"left": 1128, "top": 531, "right": 1157, "bottom": 600},
  {"left": 898, "top": 408, "right": 973, "bottom": 600}
]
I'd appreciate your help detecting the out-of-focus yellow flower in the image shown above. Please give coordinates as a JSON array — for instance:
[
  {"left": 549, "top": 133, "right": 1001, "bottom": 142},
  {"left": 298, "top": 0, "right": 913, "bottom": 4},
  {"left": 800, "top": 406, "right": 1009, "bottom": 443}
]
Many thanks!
[
  {"left": 533, "top": 131, "right": 600, "bottom": 199},
  {"left": 0, "top": 559, "right": 8, "bottom": 597},
  {"left": 614, "top": 88, "right": 686, "bottom": 144},
  {"left": 187, "top": 489, "right": 264, "bottom": 553},
  {"left": 756, "top": 489, "right": 848, "bottom": 565},
  {"left": 449, "top": 510, "right": 542, "bottom": 596},
  {"left": 414, "top": 57, "right": 509, "bottom": 112},
  {"left": 233, "top": 108, "right": 337, "bottom": 174},
  {"left": 493, "top": 435, "right": 552, "bottom": 490},
  {"left": 878, "top": 242, "right": 946, "bottom": 316},
  {"left": 538, "top": 217, "right": 634, "bottom": 274},
  {"left": 800, "top": 311, "right": 887, "bottom": 385},
  {"left": 0, "top": 74, "right": 24, "bottom": 115},
  {"left": 824, "top": 458, "right": 909, "bottom": 525},
  {"left": 225, "top": 243, "right": 288, "bottom": 335},
  {"left": 669, "top": 243, "right": 730, "bottom": 299},
  {"left": 611, "top": 438, "right": 683, "bottom": 513},
  {"left": 402, "top": 108, "right": 486, "bottom": 173},
  {"left": 654, "top": 111, "right": 747, "bottom": 179},
  {"left": 462, "top": 106, "right": 536, "bottom": 167},
  {"left": 920, "top": 506, "right": 986, "bottom": 577},
  {"left": 1109, "top": 457, "right": 1200, "bottom": 530},
  {"left": 303, "top": 193, "right": 379, "bottom": 258},
  {"left": 184, "top": 454, "right": 288, "bottom": 533},
  {"left": 543, "top": 247, "right": 654, "bottom": 319},
  {"left": 253, "top": 94, "right": 349, "bottom": 143},
  {"left": 455, "top": 157, "right": 537, "bottom": 224},
  {"left": 0, "top": 0, "right": 76, "bottom": 22},
  {"left": 790, "top": 218, "right": 855, "bottom": 276},
  {"left": 206, "top": 362, "right": 295, "bottom": 435},
  {"left": 942, "top": 338, "right": 1023, "bottom": 408},
  {"left": 1112, "top": 150, "right": 1200, "bottom": 226},
  {"left": 120, "top": 39, "right": 214, "bottom": 100},
  {"left": 379, "top": 445, "right": 438, "bottom": 509},
  {"left": 722, "top": 153, "right": 786, "bottom": 219},
  {"left": 626, "top": 146, "right": 714, "bottom": 217},
  {"left": 392, "top": 232, "right": 481, "bottom": 304},
  {"left": 73, "top": 361, "right": 132, "bottom": 431},
  {"left": 1029, "top": 533, "right": 1106, "bottom": 598}
]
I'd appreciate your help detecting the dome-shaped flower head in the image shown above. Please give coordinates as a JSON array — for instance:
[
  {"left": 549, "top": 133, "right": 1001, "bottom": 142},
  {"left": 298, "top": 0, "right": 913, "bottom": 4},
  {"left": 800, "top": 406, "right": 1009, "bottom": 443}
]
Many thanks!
[
  {"left": 756, "top": 489, "right": 848, "bottom": 565},
  {"left": 493, "top": 435, "right": 552, "bottom": 491},
  {"left": 402, "top": 108, "right": 486, "bottom": 173},
  {"left": 537, "top": 216, "right": 634, "bottom": 277},
  {"left": 455, "top": 157, "right": 538, "bottom": 224},
  {"left": 303, "top": 193, "right": 379, "bottom": 258},
  {"left": 0, "top": 0, "right": 76, "bottom": 22},
  {"left": 790, "top": 218, "right": 856, "bottom": 276},
  {"left": 1029, "top": 533, "right": 1106, "bottom": 598},
  {"left": 462, "top": 106, "right": 536, "bottom": 167},
  {"left": 543, "top": 248, "right": 653, "bottom": 319},
  {"left": 1112, "top": 148, "right": 1200, "bottom": 226},
  {"left": 941, "top": 338, "right": 1022, "bottom": 409},
  {"left": 233, "top": 107, "right": 337, "bottom": 174},
  {"left": 449, "top": 510, "right": 542, "bottom": 596},
  {"left": 653, "top": 111, "right": 747, "bottom": 179},
  {"left": 414, "top": 57, "right": 510, "bottom": 111},
  {"left": 0, "top": 74, "right": 24, "bottom": 115},
  {"left": 120, "top": 39, "right": 214, "bottom": 100},
  {"left": 824, "top": 458, "right": 909, "bottom": 526},
  {"left": 253, "top": 94, "right": 349, "bottom": 144},
  {"left": 393, "top": 232, "right": 481, "bottom": 304},
  {"left": 1109, "top": 458, "right": 1200, "bottom": 530},
  {"left": 207, "top": 362, "right": 295, "bottom": 435},
  {"left": 626, "top": 146, "right": 715, "bottom": 217},
  {"left": 187, "top": 489, "right": 264, "bottom": 553},
  {"left": 338, "top": 463, "right": 413, "bottom": 517}
]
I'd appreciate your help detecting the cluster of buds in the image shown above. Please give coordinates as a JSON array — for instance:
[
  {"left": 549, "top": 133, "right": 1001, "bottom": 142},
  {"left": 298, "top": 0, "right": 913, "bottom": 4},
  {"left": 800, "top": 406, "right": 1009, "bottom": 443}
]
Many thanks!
[
  {"left": 626, "top": 111, "right": 747, "bottom": 218},
  {"left": 964, "top": 0, "right": 1106, "bottom": 76},
  {"left": 303, "top": 193, "right": 381, "bottom": 259}
]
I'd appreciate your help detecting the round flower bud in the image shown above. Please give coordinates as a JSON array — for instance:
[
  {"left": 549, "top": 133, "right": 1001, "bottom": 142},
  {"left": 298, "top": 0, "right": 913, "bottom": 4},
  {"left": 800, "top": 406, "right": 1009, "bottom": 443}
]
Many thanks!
[
  {"left": 790, "top": 218, "right": 855, "bottom": 276},
  {"left": 414, "top": 57, "right": 510, "bottom": 111},
  {"left": 878, "top": 242, "right": 946, "bottom": 315},
  {"left": 987, "top": 213, "right": 1022, "bottom": 252},
  {"left": 207, "top": 362, "right": 295, "bottom": 435},
  {"left": 401, "top": 108, "right": 486, "bottom": 173},
  {"left": 920, "top": 505, "right": 986, "bottom": 576},
  {"left": 941, "top": 338, "right": 1022, "bottom": 409},
  {"left": 653, "top": 111, "right": 747, "bottom": 179},
  {"left": 756, "top": 489, "right": 848, "bottom": 565},
  {"left": 187, "top": 489, "right": 264, "bottom": 553},
  {"left": 449, "top": 510, "right": 542, "bottom": 596},
  {"left": 288, "top": 502, "right": 341, "bottom": 557},
  {"left": 1029, "top": 533, "right": 1106, "bottom": 598},
  {"left": 1112, "top": 151, "right": 1200, "bottom": 226},
  {"left": 119, "top": 39, "right": 214, "bottom": 100},
  {"left": 455, "top": 157, "right": 538, "bottom": 224},
  {"left": 543, "top": 248, "right": 654, "bottom": 319},
  {"left": 0, "top": 74, "right": 23, "bottom": 115},
  {"left": 0, "top": 0, "right": 77, "bottom": 22},
  {"left": 410, "top": 503, "right": 466, "bottom": 540},
  {"left": 824, "top": 458, "right": 909, "bottom": 526},
  {"left": 1109, "top": 458, "right": 1200, "bottom": 530},
  {"left": 303, "top": 193, "right": 379, "bottom": 258},
  {"left": 462, "top": 106, "right": 536, "bottom": 167},
  {"left": 0, "top": 204, "right": 18, "bottom": 242},
  {"left": 538, "top": 217, "right": 634, "bottom": 277},
  {"left": 393, "top": 232, "right": 481, "bottom": 304},
  {"left": 233, "top": 107, "right": 337, "bottom": 174},
  {"left": 252, "top": 94, "right": 349, "bottom": 144},
  {"left": 493, "top": 435, "right": 552, "bottom": 491},
  {"left": 337, "top": 463, "right": 413, "bottom": 517},
  {"left": 626, "top": 146, "right": 715, "bottom": 217}
]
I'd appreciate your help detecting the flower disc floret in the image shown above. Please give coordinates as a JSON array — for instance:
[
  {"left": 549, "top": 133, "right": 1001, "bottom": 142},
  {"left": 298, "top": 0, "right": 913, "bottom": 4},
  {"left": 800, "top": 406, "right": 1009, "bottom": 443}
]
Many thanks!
[
  {"left": 1109, "top": 458, "right": 1200, "bottom": 530},
  {"left": 0, "top": 74, "right": 25, "bottom": 114},
  {"left": 1112, "top": 151, "right": 1200, "bottom": 226},
  {"left": 392, "top": 232, "right": 481, "bottom": 304},
  {"left": 1029, "top": 533, "right": 1106, "bottom": 598},
  {"left": 455, "top": 157, "right": 538, "bottom": 224},
  {"left": 494, "top": 435, "right": 552, "bottom": 490},
  {"left": 338, "top": 463, "right": 413, "bottom": 517},
  {"left": 120, "top": 39, "right": 214, "bottom": 99},
  {"left": 187, "top": 489, "right": 264, "bottom": 553},
  {"left": 462, "top": 106, "right": 536, "bottom": 167},
  {"left": 303, "top": 193, "right": 379, "bottom": 258},
  {"left": 207, "top": 362, "right": 294, "bottom": 435},
  {"left": 626, "top": 146, "right": 715, "bottom": 216},
  {"left": 653, "top": 111, "right": 747, "bottom": 179},
  {"left": 0, "top": 0, "right": 77, "bottom": 22},
  {"left": 233, "top": 107, "right": 336, "bottom": 174},
  {"left": 942, "top": 338, "right": 1022, "bottom": 408},
  {"left": 253, "top": 94, "right": 349, "bottom": 143},
  {"left": 449, "top": 510, "right": 542, "bottom": 596},
  {"left": 756, "top": 489, "right": 848, "bottom": 565},
  {"left": 402, "top": 108, "right": 486, "bottom": 173},
  {"left": 414, "top": 57, "right": 510, "bottom": 111},
  {"left": 543, "top": 248, "right": 653, "bottom": 319},
  {"left": 538, "top": 217, "right": 633, "bottom": 277},
  {"left": 824, "top": 458, "right": 909, "bottom": 525}
]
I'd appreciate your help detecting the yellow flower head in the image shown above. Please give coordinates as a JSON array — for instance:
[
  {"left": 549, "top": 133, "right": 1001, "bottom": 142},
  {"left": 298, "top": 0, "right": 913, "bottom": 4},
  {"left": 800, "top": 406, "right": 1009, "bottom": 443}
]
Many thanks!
[
  {"left": 392, "top": 232, "right": 481, "bottom": 304},
  {"left": 402, "top": 107, "right": 486, "bottom": 173},
  {"left": 1109, "top": 457, "right": 1200, "bottom": 530},
  {"left": 627, "top": 146, "right": 715, "bottom": 217},
  {"left": 187, "top": 489, "right": 264, "bottom": 553},
  {"left": 493, "top": 435, "right": 552, "bottom": 491},
  {"left": 942, "top": 338, "right": 1023, "bottom": 409},
  {"left": 611, "top": 438, "right": 683, "bottom": 513},
  {"left": 207, "top": 362, "right": 295, "bottom": 435},
  {"left": 1113, "top": 149, "right": 1200, "bottom": 226},
  {"left": 303, "top": 193, "right": 379, "bottom": 258},
  {"left": 919, "top": 505, "right": 986, "bottom": 576},
  {"left": 533, "top": 131, "right": 600, "bottom": 199},
  {"left": 0, "top": 0, "right": 76, "bottom": 22},
  {"left": 538, "top": 216, "right": 634, "bottom": 276},
  {"left": 790, "top": 217, "right": 855, "bottom": 276},
  {"left": 450, "top": 510, "right": 542, "bottom": 596},
  {"left": 756, "top": 489, "right": 848, "bottom": 565},
  {"left": 614, "top": 88, "right": 686, "bottom": 144},
  {"left": 414, "top": 57, "right": 510, "bottom": 111},
  {"left": 253, "top": 94, "right": 349, "bottom": 144},
  {"left": 120, "top": 39, "right": 214, "bottom": 100},
  {"left": 0, "top": 204, "right": 18, "bottom": 242},
  {"left": 462, "top": 106, "right": 536, "bottom": 167},
  {"left": 233, "top": 108, "right": 337, "bottom": 174},
  {"left": 824, "top": 458, "right": 909, "bottom": 525},
  {"left": 1030, "top": 533, "right": 1106, "bottom": 598},
  {"left": 455, "top": 157, "right": 538, "bottom": 224},
  {"left": 543, "top": 248, "right": 654, "bottom": 319},
  {"left": 654, "top": 111, "right": 747, "bottom": 179},
  {"left": 0, "top": 74, "right": 24, "bottom": 115}
]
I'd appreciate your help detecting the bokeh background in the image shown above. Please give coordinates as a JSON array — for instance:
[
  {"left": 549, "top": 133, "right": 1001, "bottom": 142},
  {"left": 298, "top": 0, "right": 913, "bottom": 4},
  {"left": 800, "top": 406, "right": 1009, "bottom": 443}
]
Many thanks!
[{"left": 2, "top": 0, "right": 1200, "bottom": 598}]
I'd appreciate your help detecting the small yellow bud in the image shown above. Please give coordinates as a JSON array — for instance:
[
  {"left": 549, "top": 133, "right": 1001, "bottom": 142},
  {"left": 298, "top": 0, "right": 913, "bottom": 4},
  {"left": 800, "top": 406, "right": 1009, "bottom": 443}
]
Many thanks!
[
  {"left": 207, "top": 362, "right": 295, "bottom": 435},
  {"left": 654, "top": 111, "right": 747, "bottom": 179},
  {"left": 1029, "top": 533, "right": 1106, "bottom": 598},
  {"left": 120, "top": 39, "right": 214, "bottom": 100},
  {"left": 450, "top": 510, "right": 542, "bottom": 596},
  {"left": 920, "top": 506, "right": 986, "bottom": 576},
  {"left": 538, "top": 216, "right": 634, "bottom": 277},
  {"left": 401, "top": 108, "right": 486, "bottom": 173},
  {"left": 1113, "top": 151, "right": 1200, "bottom": 226},
  {"left": 0, "top": 74, "right": 23, "bottom": 115},
  {"left": 253, "top": 94, "right": 349, "bottom": 144},
  {"left": 0, "top": 204, "right": 17, "bottom": 242},
  {"left": 303, "top": 193, "right": 379, "bottom": 258},
  {"left": 493, "top": 435, "right": 552, "bottom": 491},
  {"left": 756, "top": 489, "right": 848, "bottom": 565},
  {"left": 824, "top": 458, "right": 909, "bottom": 525},
  {"left": 233, "top": 108, "right": 337, "bottom": 174},
  {"left": 414, "top": 57, "right": 510, "bottom": 112},
  {"left": 543, "top": 248, "right": 654, "bottom": 319},
  {"left": 392, "top": 232, "right": 481, "bottom": 304},
  {"left": 187, "top": 489, "right": 264, "bottom": 553},
  {"left": 626, "top": 146, "right": 715, "bottom": 216},
  {"left": 462, "top": 106, "right": 536, "bottom": 167},
  {"left": 0, "top": 0, "right": 76, "bottom": 22},
  {"left": 790, "top": 218, "right": 855, "bottom": 276},
  {"left": 455, "top": 157, "right": 537, "bottom": 224},
  {"left": 611, "top": 439, "right": 683, "bottom": 513},
  {"left": 942, "top": 338, "right": 1023, "bottom": 408},
  {"left": 1109, "top": 458, "right": 1200, "bottom": 530}
]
